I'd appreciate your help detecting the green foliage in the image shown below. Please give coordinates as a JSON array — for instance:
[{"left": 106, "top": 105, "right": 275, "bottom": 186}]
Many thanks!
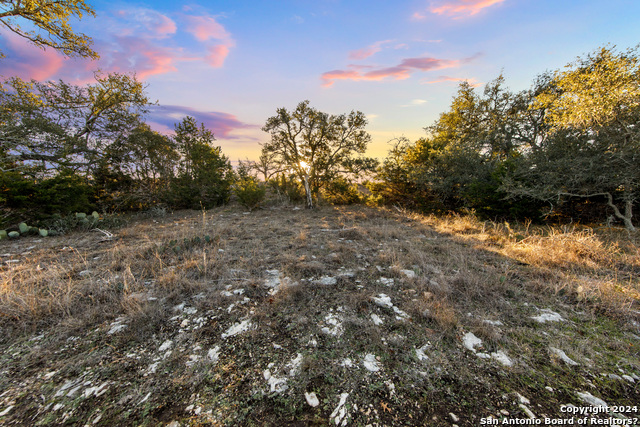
[
  {"left": 164, "top": 117, "right": 233, "bottom": 210},
  {"left": 233, "top": 173, "right": 266, "bottom": 211},
  {"left": 0, "top": 0, "right": 98, "bottom": 59},
  {"left": 268, "top": 173, "right": 305, "bottom": 203},
  {"left": 505, "top": 45, "right": 640, "bottom": 230},
  {"left": 261, "top": 100, "right": 372, "bottom": 208},
  {"left": 322, "top": 177, "right": 362, "bottom": 205},
  {"left": 0, "top": 169, "right": 95, "bottom": 227},
  {"left": 0, "top": 73, "right": 151, "bottom": 176}
]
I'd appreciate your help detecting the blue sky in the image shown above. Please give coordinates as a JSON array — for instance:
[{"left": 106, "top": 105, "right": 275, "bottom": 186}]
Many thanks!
[{"left": 1, "top": 0, "right": 639, "bottom": 160}]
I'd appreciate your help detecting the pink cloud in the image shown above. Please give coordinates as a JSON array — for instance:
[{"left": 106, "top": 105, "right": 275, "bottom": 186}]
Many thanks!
[
  {"left": 206, "top": 44, "right": 231, "bottom": 68},
  {"left": 321, "top": 54, "right": 479, "bottom": 87},
  {"left": 147, "top": 105, "right": 258, "bottom": 140},
  {"left": 95, "top": 36, "right": 180, "bottom": 80},
  {"left": 428, "top": 0, "right": 506, "bottom": 18},
  {"left": 348, "top": 40, "right": 393, "bottom": 60},
  {"left": 0, "top": 30, "right": 66, "bottom": 80},
  {"left": 184, "top": 15, "right": 231, "bottom": 42}
]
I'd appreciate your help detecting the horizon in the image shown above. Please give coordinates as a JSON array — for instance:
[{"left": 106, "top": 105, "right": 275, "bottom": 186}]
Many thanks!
[{"left": 1, "top": 0, "right": 639, "bottom": 161}]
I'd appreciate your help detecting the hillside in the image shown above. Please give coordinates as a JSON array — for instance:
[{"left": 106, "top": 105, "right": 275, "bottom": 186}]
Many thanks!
[{"left": 0, "top": 204, "right": 638, "bottom": 426}]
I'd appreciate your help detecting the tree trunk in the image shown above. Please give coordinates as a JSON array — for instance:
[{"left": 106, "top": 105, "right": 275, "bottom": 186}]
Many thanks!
[{"left": 303, "top": 174, "right": 313, "bottom": 209}]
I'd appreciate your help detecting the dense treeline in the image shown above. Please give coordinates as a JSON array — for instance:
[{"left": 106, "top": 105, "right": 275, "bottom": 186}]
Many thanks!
[
  {"left": 374, "top": 46, "right": 640, "bottom": 231},
  {"left": 0, "top": 73, "right": 233, "bottom": 226},
  {"left": 1, "top": 44, "right": 638, "bottom": 231}
]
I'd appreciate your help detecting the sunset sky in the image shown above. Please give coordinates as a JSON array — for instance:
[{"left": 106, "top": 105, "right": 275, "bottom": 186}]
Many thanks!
[{"left": 1, "top": 0, "right": 639, "bottom": 161}]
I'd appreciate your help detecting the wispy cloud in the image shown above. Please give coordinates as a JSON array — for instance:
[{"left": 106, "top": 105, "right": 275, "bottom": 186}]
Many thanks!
[
  {"left": 0, "top": 6, "right": 236, "bottom": 83},
  {"left": 147, "top": 105, "right": 258, "bottom": 140},
  {"left": 0, "top": 31, "right": 65, "bottom": 80},
  {"left": 321, "top": 54, "right": 479, "bottom": 87},
  {"left": 184, "top": 15, "right": 231, "bottom": 41},
  {"left": 183, "top": 13, "right": 235, "bottom": 68},
  {"left": 422, "top": 75, "right": 482, "bottom": 86},
  {"left": 413, "top": 0, "right": 506, "bottom": 19},
  {"left": 401, "top": 99, "right": 428, "bottom": 107},
  {"left": 348, "top": 40, "right": 393, "bottom": 60},
  {"left": 114, "top": 8, "right": 177, "bottom": 39}
]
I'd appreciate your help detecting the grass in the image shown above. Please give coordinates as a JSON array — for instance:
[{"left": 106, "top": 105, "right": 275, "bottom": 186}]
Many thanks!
[{"left": 0, "top": 203, "right": 638, "bottom": 425}]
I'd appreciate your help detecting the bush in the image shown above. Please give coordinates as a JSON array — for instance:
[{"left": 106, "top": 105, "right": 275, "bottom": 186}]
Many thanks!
[
  {"left": 234, "top": 176, "right": 266, "bottom": 211},
  {"left": 268, "top": 174, "right": 305, "bottom": 203},
  {"left": 322, "top": 177, "right": 362, "bottom": 205}
]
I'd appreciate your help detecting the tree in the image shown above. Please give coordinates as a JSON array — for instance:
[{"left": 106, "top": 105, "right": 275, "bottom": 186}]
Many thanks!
[
  {"left": 506, "top": 46, "right": 640, "bottom": 231},
  {"left": 261, "top": 100, "right": 371, "bottom": 208},
  {"left": 0, "top": 0, "right": 98, "bottom": 59},
  {"left": 96, "top": 122, "right": 179, "bottom": 210},
  {"left": 167, "top": 116, "right": 233, "bottom": 209},
  {"left": 0, "top": 72, "right": 151, "bottom": 176}
]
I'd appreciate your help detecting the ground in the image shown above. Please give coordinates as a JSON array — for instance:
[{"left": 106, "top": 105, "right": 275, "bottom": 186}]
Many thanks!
[{"left": 0, "top": 204, "right": 638, "bottom": 426}]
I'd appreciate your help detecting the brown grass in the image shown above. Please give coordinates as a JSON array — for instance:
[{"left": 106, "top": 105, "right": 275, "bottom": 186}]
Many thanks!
[{"left": 1, "top": 204, "right": 638, "bottom": 336}]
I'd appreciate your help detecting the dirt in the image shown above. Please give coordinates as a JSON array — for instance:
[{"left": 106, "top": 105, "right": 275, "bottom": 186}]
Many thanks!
[{"left": 0, "top": 204, "right": 638, "bottom": 426}]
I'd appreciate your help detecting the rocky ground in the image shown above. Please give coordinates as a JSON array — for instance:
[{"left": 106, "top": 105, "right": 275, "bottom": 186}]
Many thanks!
[{"left": 0, "top": 204, "right": 638, "bottom": 425}]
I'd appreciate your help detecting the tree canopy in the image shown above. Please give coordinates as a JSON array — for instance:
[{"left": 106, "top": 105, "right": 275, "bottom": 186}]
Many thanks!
[
  {"left": 261, "top": 100, "right": 372, "bottom": 208},
  {"left": 0, "top": 0, "right": 98, "bottom": 59}
]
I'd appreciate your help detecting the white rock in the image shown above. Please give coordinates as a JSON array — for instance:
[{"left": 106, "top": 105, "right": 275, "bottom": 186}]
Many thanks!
[
  {"left": 372, "top": 294, "right": 393, "bottom": 309},
  {"left": 490, "top": 351, "right": 513, "bottom": 367},
  {"left": 363, "top": 353, "right": 381, "bottom": 372},
  {"left": 316, "top": 276, "right": 337, "bottom": 286},
  {"left": 222, "top": 319, "right": 252, "bottom": 339},
  {"left": 622, "top": 374, "right": 635, "bottom": 383},
  {"left": 576, "top": 391, "right": 608, "bottom": 408},
  {"left": 484, "top": 319, "right": 504, "bottom": 326},
  {"left": 208, "top": 346, "right": 221, "bottom": 363},
  {"left": 377, "top": 277, "right": 394, "bottom": 286},
  {"left": 330, "top": 393, "right": 350, "bottom": 426},
  {"left": 517, "top": 393, "right": 530, "bottom": 405},
  {"left": 519, "top": 404, "right": 536, "bottom": 419},
  {"left": 531, "top": 309, "right": 564, "bottom": 323},
  {"left": 400, "top": 269, "right": 416, "bottom": 279},
  {"left": 415, "top": 344, "right": 431, "bottom": 362},
  {"left": 0, "top": 405, "right": 14, "bottom": 416},
  {"left": 549, "top": 347, "right": 579, "bottom": 366},
  {"left": 462, "top": 332, "right": 483, "bottom": 352},
  {"left": 267, "top": 375, "right": 288, "bottom": 393},
  {"left": 305, "top": 391, "right": 320, "bottom": 407},
  {"left": 449, "top": 413, "right": 459, "bottom": 423},
  {"left": 371, "top": 314, "right": 383, "bottom": 325}
]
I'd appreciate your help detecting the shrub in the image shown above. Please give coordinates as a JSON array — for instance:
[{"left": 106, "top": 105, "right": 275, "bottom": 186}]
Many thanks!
[{"left": 234, "top": 176, "right": 266, "bottom": 211}]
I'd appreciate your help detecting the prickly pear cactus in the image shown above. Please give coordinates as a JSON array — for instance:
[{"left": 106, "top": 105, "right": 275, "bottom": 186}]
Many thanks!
[
  {"left": 39, "top": 229, "right": 49, "bottom": 237},
  {"left": 19, "top": 223, "right": 29, "bottom": 234},
  {"left": 76, "top": 212, "right": 87, "bottom": 219},
  {"left": 8, "top": 231, "right": 20, "bottom": 239},
  {"left": 0, "top": 230, "right": 7, "bottom": 240},
  {"left": 92, "top": 211, "right": 100, "bottom": 219}
]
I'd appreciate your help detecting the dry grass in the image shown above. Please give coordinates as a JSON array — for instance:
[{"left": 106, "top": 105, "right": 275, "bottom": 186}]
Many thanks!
[
  {"left": 0, "top": 203, "right": 639, "bottom": 425},
  {"left": 408, "top": 210, "right": 640, "bottom": 319},
  {"left": 1, "top": 205, "right": 638, "bottom": 333}
]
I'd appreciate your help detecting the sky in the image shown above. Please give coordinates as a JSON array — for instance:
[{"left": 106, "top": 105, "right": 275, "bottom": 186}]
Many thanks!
[{"left": 1, "top": 0, "right": 639, "bottom": 161}]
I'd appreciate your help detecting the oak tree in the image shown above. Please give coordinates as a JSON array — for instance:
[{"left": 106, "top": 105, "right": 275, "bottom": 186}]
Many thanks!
[{"left": 0, "top": 0, "right": 98, "bottom": 59}]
